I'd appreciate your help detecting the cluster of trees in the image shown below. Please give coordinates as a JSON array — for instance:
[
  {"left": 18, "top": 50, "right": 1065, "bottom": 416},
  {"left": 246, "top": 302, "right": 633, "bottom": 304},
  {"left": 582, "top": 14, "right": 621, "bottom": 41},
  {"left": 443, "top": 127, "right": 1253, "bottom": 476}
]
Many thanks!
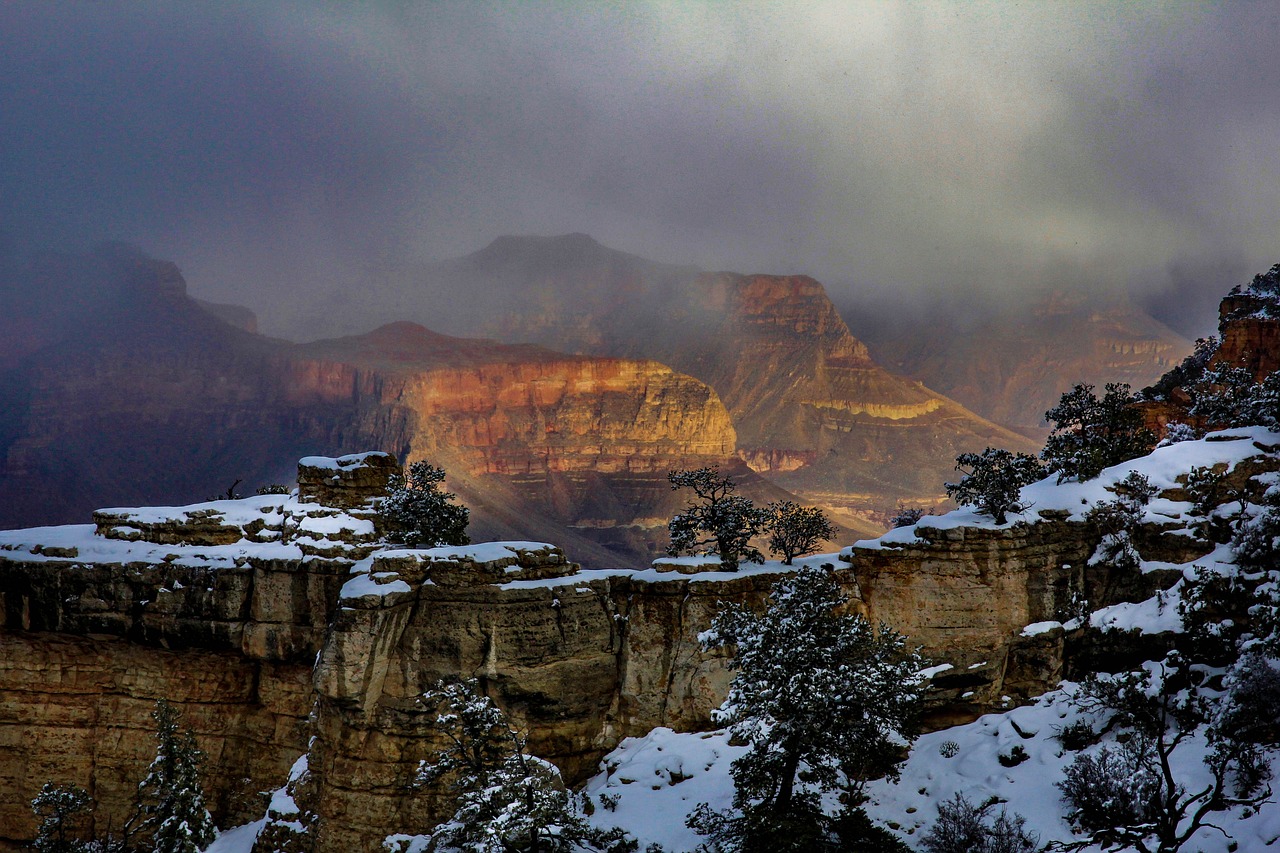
[
  {"left": 31, "top": 701, "right": 214, "bottom": 853},
  {"left": 943, "top": 381, "right": 1156, "bottom": 525},
  {"left": 666, "top": 467, "right": 836, "bottom": 570}
]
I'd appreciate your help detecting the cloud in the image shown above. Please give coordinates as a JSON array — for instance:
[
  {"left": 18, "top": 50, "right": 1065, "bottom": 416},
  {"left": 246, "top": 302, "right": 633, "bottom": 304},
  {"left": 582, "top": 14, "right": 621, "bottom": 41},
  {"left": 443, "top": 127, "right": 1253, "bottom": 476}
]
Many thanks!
[{"left": 1, "top": 2, "right": 1276, "bottom": 335}]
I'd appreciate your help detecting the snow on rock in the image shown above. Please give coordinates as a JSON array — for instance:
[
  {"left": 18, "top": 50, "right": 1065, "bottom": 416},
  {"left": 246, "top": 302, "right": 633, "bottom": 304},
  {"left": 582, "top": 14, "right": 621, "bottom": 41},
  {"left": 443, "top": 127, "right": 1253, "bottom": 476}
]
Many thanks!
[{"left": 583, "top": 727, "right": 746, "bottom": 852}]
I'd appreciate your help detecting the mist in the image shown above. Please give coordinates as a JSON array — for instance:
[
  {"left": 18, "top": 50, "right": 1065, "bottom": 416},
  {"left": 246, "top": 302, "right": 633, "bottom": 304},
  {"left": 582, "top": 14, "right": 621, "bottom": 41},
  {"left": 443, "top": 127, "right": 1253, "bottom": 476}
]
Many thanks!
[{"left": 2, "top": 2, "right": 1278, "bottom": 339}]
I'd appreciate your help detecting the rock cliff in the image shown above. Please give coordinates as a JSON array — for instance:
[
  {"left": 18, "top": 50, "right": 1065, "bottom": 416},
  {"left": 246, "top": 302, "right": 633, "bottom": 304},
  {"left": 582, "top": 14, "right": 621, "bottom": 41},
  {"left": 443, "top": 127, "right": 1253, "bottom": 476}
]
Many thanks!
[
  {"left": 0, "top": 246, "right": 765, "bottom": 567},
  {"left": 853, "top": 290, "right": 1190, "bottom": 433},
  {"left": 8, "top": 431, "right": 1274, "bottom": 851},
  {"left": 375, "top": 235, "right": 1037, "bottom": 526}
]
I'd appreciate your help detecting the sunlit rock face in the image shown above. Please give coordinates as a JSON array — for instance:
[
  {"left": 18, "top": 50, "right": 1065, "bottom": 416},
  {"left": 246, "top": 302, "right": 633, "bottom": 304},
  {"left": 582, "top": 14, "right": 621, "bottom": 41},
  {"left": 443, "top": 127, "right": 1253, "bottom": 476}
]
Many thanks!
[
  {"left": 1137, "top": 289, "right": 1280, "bottom": 433},
  {"left": 854, "top": 290, "right": 1191, "bottom": 434},
  {"left": 380, "top": 235, "right": 1037, "bottom": 528},
  {"left": 0, "top": 247, "right": 755, "bottom": 567}
]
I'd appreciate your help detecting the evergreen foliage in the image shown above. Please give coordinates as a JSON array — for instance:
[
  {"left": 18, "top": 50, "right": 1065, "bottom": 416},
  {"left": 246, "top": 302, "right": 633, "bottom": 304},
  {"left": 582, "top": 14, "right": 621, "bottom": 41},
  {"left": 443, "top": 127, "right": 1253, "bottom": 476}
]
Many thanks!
[
  {"left": 416, "top": 679, "right": 635, "bottom": 853},
  {"left": 944, "top": 448, "right": 1046, "bottom": 524},
  {"left": 1142, "top": 336, "right": 1218, "bottom": 402},
  {"left": 763, "top": 501, "right": 835, "bottom": 564},
  {"left": 667, "top": 468, "right": 768, "bottom": 571},
  {"left": 135, "top": 700, "right": 215, "bottom": 853},
  {"left": 381, "top": 460, "right": 470, "bottom": 548},
  {"left": 31, "top": 783, "right": 93, "bottom": 853},
  {"left": 1083, "top": 472, "right": 1155, "bottom": 574},
  {"left": 1041, "top": 383, "right": 1155, "bottom": 482},
  {"left": 689, "top": 567, "right": 924, "bottom": 851},
  {"left": 889, "top": 505, "right": 927, "bottom": 528}
]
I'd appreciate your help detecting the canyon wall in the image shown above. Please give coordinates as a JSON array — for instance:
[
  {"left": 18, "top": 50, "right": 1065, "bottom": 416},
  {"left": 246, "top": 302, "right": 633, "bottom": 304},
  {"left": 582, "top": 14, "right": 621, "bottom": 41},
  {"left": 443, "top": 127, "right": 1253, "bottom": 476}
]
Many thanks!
[{"left": 7, "top": 439, "right": 1249, "bottom": 851}]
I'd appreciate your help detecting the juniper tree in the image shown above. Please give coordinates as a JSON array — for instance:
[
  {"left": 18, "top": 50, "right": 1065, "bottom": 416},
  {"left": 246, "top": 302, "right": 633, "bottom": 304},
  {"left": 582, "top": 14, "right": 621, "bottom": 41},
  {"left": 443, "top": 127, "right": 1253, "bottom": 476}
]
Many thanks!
[
  {"left": 689, "top": 566, "right": 925, "bottom": 852},
  {"left": 944, "top": 448, "right": 1046, "bottom": 524},
  {"left": 1042, "top": 383, "right": 1155, "bottom": 482},
  {"left": 381, "top": 460, "right": 470, "bottom": 548},
  {"left": 416, "top": 678, "right": 634, "bottom": 853},
  {"left": 764, "top": 501, "right": 836, "bottom": 565},
  {"left": 667, "top": 467, "right": 768, "bottom": 571},
  {"left": 135, "top": 700, "right": 215, "bottom": 853}
]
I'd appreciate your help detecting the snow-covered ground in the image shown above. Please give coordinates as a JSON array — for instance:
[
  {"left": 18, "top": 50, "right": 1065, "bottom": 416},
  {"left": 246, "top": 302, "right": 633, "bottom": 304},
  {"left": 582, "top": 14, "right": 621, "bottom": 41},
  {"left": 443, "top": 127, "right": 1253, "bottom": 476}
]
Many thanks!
[{"left": 580, "top": 689, "right": 1280, "bottom": 852}]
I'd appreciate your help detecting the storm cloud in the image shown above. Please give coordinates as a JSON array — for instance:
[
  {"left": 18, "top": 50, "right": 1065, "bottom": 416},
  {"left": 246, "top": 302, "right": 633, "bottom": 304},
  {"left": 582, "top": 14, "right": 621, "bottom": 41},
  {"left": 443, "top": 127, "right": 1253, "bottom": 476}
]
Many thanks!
[{"left": 2, "top": 2, "right": 1277, "bottom": 337}]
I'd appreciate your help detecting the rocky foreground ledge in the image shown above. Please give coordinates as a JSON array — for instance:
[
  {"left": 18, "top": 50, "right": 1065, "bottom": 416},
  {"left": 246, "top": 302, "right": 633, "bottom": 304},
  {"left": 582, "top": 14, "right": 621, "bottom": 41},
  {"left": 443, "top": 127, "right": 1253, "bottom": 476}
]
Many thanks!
[{"left": 4, "top": 437, "right": 1274, "bottom": 852}]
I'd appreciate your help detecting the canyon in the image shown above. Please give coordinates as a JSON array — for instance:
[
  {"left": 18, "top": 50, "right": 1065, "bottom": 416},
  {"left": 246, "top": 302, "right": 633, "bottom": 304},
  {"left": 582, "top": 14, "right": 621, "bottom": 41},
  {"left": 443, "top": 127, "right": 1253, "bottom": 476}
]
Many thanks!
[
  {"left": 0, "top": 246, "right": 793, "bottom": 567},
  {"left": 363, "top": 234, "right": 1043, "bottom": 522}
]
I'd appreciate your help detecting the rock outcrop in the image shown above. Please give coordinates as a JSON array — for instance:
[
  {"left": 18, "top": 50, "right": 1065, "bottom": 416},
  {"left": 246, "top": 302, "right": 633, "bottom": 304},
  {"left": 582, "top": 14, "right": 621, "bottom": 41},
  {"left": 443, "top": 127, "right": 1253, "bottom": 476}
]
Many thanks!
[{"left": 9, "top": 431, "right": 1275, "bottom": 851}]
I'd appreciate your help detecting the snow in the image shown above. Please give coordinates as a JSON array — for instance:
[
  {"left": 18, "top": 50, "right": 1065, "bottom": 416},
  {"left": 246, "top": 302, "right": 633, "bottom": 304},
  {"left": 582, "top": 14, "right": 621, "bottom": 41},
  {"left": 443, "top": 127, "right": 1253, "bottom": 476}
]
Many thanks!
[
  {"left": 1020, "top": 620, "right": 1064, "bottom": 637},
  {"left": 202, "top": 819, "right": 264, "bottom": 853},
  {"left": 298, "top": 451, "right": 392, "bottom": 470},
  {"left": 583, "top": 727, "right": 747, "bottom": 852},
  {"left": 0, "top": 523, "right": 305, "bottom": 569},
  {"left": 845, "top": 428, "right": 1280, "bottom": 556},
  {"left": 581, "top": 686, "right": 1280, "bottom": 853}
]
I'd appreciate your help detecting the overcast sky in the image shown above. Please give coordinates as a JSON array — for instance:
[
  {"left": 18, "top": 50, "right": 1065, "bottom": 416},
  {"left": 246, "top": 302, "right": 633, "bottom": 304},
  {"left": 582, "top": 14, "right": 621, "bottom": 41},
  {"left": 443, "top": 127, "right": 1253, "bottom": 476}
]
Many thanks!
[{"left": 2, "top": 2, "right": 1277, "bottom": 336}]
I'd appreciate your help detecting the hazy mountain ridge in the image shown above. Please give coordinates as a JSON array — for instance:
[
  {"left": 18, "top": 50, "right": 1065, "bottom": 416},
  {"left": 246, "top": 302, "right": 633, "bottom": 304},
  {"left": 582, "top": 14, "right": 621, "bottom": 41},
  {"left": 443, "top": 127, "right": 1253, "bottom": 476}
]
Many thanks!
[
  {"left": 0, "top": 245, "right": 850, "bottom": 565},
  {"left": 851, "top": 290, "right": 1192, "bottom": 432}
]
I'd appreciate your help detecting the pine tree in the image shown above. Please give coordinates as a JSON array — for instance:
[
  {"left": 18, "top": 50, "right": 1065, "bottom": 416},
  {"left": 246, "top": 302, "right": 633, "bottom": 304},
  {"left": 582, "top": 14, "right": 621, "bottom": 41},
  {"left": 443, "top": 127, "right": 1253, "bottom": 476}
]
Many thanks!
[
  {"left": 689, "top": 566, "right": 924, "bottom": 851},
  {"left": 416, "top": 679, "right": 635, "bottom": 853},
  {"left": 944, "top": 448, "right": 1045, "bottom": 524},
  {"left": 135, "top": 700, "right": 215, "bottom": 853},
  {"left": 380, "top": 460, "right": 470, "bottom": 548},
  {"left": 1041, "top": 383, "right": 1154, "bottom": 482}
]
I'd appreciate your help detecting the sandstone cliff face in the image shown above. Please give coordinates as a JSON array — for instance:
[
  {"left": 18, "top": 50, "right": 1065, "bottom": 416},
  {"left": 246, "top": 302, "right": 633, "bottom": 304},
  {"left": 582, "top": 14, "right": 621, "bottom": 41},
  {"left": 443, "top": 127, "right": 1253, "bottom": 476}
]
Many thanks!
[
  {"left": 1214, "top": 294, "right": 1280, "bottom": 379},
  {"left": 6, "top": 435, "right": 1275, "bottom": 851},
  {"left": 376, "top": 235, "right": 1036, "bottom": 528}
]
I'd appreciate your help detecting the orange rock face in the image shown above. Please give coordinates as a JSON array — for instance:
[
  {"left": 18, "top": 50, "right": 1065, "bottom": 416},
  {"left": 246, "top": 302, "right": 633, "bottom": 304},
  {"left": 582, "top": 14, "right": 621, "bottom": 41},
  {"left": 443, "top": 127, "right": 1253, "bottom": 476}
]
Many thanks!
[
  {"left": 1215, "top": 295, "right": 1280, "bottom": 379},
  {"left": 291, "top": 325, "right": 735, "bottom": 477}
]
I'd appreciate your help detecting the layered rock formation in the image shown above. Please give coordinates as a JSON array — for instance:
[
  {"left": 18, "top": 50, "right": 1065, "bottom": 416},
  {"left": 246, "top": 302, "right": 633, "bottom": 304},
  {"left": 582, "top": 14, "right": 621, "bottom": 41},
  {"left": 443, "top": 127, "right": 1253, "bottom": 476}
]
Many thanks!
[
  {"left": 9, "top": 430, "right": 1275, "bottom": 851},
  {"left": 368, "top": 234, "right": 1037, "bottom": 525},
  {"left": 0, "top": 245, "right": 772, "bottom": 567},
  {"left": 852, "top": 290, "right": 1191, "bottom": 434}
]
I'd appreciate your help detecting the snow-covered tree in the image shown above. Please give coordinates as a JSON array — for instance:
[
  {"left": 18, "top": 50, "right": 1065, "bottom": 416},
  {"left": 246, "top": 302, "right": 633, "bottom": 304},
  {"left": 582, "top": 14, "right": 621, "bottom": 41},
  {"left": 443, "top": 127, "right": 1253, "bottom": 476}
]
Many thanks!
[
  {"left": 416, "top": 678, "right": 635, "bottom": 853},
  {"left": 763, "top": 501, "right": 835, "bottom": 565},
  {"left": 1042, "top": 383, "right": 1155, "bottom": 482},
  {"left": 689, "top": 566, "right": 925, "bottom": 851},
  {"left": 1189, "top": 363, "right": 1259, "bottom": 427},
  {"left": 381, "top": 460, "right": 470, "bottom": 548},
  {"left": 667, "top": 467, "right": 768, "bottom": 571},
  {"left": 944, "top": 448, "right": 1045, "bottom": 524},
  {"left": 889, "top": 504, "right": 928, "bottom": 529},
  {"left": 920, "top": 793, "right": 1038, "bottom": 853},
  {"left": 1083, "top": 472, "right": 1156, "bottom": 574},
  {"left": 1056, "top": 654, "right": 1277, "bottom": 853},
  {"left": 135, "top": 700, "right": 215, "bottom": 853},
  {"left": 31, "top": 783, "right": 93, "bottom": 853}
]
